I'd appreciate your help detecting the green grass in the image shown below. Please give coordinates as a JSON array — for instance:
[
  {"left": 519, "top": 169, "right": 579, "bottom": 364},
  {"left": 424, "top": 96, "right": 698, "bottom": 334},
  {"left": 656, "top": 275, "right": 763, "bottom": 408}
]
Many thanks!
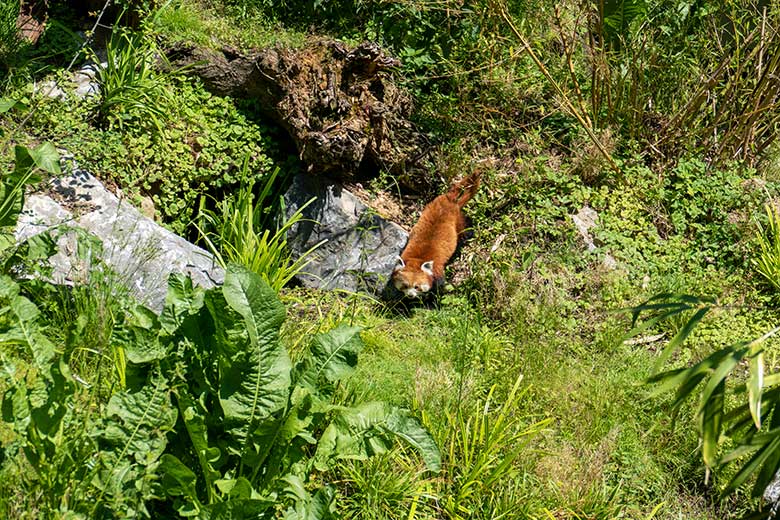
[
  {"left": 279, "top": 270, "right": 765, "bottom": 519},
  {"left": 150, "top": 0, "right": 306, "bottom": 49}
]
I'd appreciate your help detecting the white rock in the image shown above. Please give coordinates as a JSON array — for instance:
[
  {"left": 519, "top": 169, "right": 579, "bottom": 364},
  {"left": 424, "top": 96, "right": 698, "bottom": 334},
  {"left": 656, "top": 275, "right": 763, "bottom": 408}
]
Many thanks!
[{"left": 17, "top": 162, "right": 223, "bottom": 313}]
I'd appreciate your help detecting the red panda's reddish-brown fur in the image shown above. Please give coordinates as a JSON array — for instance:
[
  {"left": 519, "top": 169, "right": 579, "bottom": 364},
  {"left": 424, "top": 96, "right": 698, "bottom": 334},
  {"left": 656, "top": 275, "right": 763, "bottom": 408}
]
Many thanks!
[{"left": 392, "top": 170, "right": 481, "bottom": 298}]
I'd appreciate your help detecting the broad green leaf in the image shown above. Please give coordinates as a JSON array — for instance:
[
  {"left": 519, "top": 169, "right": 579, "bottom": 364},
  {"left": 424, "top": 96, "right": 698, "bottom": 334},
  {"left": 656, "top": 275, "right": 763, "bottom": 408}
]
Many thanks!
[
  {"left": 204, "top": 498, "right": 275, "bottom": 519},
  {"left": 294, "top": 325, "right": 363, "bottom": 397},
  {"left": 0, "top": 233, "right": 58, "bottom": 273},
  {"left": 0, "top": 274, "right": 19, "bottom": 298},
  {"left": 723, "top": 434, "right": 780, "bottom": 495},
  {"left": 746, "top": 326, "right": 780, "bottom": 429},
  {"left": 99, "top": 373, "right": 176, "bottom": 462},
  {"left": 27, "top": 142, "right": 61, "bottom": 176},
  {"left": 281, "top": 476, "right": 336, "bottom": 520},
  {"left": 601, "top": 0, "right": 648, "bottom": 42},
  {"left": 649, "top": 347, "right": 734, "bottom": 397},
  {"left": 2, "top": 148, "right": 40, "bottom": 231},
  {"left": 721, "top": 426, "right": 780, "bottom": 464},
  {"left": 698, "top": 348, "right": 745, "bottom": 412},
  {"left": 0, "top": 293, "right": 56, "bottom": 373},
  {"left": 12, "top": 145, "right": 40, "bottom": 184},
  {"left": 1, "top": 385, "right": 30, "bottom": 429},
  {"left": 207, "top": 264, "right": 290, "bottom": 449},
  {"left": 314, "top": 401, "right": 441, "bottom": 473},
  {"left": 749, "top": 351, "right": 765, "bottom": 429},
  {"left": 724, "top": 393, "right": 780, "bottom": 437},
  {"left": 176, "top": 389, "right": 221, "bottom": 503},
  {"left": 0, "top": 98, "right": 26, "bottom": 113},
  {"left": 653, "top": 306, "right": 710, "bottom": 374},
  {"left": 670, "top": 371, "right": 707, "bottom": 411},
  {"left": 113, "top": 305, "right": 166, "bottom": 364},
  {"left": 159, "top": 454, "right": 201, "bottom": 509},
  {"left": 160, "top": 273, "right": 206, "bottom": 334},
  {"left": 383, "top": 406, "right": 442, "bottom": 472},
  {"left": 314, "top": 402, "right": 392, "bottom": 470},
  {"left": 214, "top": 477, "right": 255, "bottom": 499},
  {"left": 250, "top": 388, "right": 316, "bottom": 487},
  {"left": 752, "top": 434, "right": 780, "bottom": 498},
  {"left": 700, "top": 379, "right": 724, "bottom": 468},
  {"left": 29, "top": 360, "right": 73, "bottom": 439}
]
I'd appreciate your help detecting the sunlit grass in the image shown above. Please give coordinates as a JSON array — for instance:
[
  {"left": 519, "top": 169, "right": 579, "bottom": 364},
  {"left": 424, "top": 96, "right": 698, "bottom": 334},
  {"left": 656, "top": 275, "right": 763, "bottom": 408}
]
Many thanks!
[{"left": 150, "top": 0, "right": 306, "bottom": 49}]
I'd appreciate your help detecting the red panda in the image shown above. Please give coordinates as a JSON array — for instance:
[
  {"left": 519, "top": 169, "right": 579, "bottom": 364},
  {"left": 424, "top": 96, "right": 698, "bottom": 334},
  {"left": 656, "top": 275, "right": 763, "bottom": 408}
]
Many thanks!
[{"left": 392, "top": 170, "right": 481, "bottom": 298}]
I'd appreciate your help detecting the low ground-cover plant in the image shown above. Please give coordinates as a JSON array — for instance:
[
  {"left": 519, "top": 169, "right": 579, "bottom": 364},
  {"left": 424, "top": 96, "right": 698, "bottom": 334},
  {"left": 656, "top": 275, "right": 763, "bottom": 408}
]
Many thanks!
[
  {"left": 0, "top": 264, "right": 440, "bottom": 518},
  {"left": 18, "top": 68, "right": 278, "bottom": 234}
]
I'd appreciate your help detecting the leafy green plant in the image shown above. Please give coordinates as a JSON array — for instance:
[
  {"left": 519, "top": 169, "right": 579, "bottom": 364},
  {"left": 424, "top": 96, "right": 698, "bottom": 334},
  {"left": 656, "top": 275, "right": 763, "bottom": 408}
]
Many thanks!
[
  {"left": 1, "top": 265, "right": 440, "bottom": 518},
  {"left": 628, "top": 293, "right": 780, "bottom": 514},
  {"left": 0, "top": 140, "right": 60, "bottom": 256},
  {"left": 0, "top": 0, "right": 26, "bottom": 83},
  {"left": 93, "top": 28, "right": 173, "bottom": 132},
  {"left": 598, "top": 0, "right": 648, "bottom": 46},
  {"left": 754, "top": 204, "right": 780, "bottom": 293},
  {"left": 26, "top": 68, "right": 278, "bottom": 234},
  {"left": 0, "top": 272, "right": 175, "bottom": 517},
  {"left": 197, "top": 166, "right": 322, "bottom": 293},
  {"left": 663, "top": 158, "right": 762, "bottom": 265},
  {"left": 30, "top": 231, "right": 134, "bottom": 394},
  {"left": 134, "top": 265, "right": 440, "bottom": 517}
]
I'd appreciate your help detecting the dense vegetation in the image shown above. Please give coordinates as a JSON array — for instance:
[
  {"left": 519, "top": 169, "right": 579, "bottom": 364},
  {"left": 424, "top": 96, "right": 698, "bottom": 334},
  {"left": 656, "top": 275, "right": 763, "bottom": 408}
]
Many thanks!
[{"left": 2, "top": 0, "right": 780, "bottom": 518}]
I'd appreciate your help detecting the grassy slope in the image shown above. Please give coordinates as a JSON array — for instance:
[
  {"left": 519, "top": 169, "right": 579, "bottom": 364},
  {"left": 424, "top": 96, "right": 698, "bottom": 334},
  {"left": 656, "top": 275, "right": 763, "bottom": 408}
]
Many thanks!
[{"left": 279, "top": 275, "right": 769, "bottom": 518}]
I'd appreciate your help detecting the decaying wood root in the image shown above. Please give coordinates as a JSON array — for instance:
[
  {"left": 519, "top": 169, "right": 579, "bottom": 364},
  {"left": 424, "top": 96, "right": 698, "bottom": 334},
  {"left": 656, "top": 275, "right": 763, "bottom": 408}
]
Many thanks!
[{"left": 164, "top": 39, "right": 431, "bottom": 189}]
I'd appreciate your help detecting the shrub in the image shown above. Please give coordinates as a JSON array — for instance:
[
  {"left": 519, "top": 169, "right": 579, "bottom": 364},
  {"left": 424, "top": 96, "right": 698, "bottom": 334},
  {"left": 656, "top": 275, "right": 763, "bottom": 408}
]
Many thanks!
[
  {"left": 23, "top": 69, "right": 278, "bottom": 234},
  {"left": 629, "top": 293, "right": 780, "bottom": 516},
  {"left": 0, "top": 0, "right": 26, "bottom": 84},
  {"left": 0, "top": 265, "right": 441, "bottom": 518}
]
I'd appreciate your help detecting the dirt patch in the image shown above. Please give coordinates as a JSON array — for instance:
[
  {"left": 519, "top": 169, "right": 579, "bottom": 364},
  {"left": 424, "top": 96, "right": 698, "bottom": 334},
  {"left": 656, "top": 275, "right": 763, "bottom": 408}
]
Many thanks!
[{"left": 345, "top": 182, "right": 422, "bottom": 231}]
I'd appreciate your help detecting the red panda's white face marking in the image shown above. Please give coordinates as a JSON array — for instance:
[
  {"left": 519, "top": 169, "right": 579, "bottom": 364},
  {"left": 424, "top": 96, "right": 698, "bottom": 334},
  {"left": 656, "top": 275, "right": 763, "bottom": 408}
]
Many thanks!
[{"left": 392, "top": 258, "right": 434, "bottom": 298}]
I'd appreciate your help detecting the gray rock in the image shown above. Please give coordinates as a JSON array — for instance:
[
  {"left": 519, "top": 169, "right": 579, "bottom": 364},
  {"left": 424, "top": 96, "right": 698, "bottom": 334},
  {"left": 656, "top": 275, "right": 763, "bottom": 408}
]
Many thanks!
[
  {"left": 571, "top": 205, "right": 599, "bottom": 252},
  {"left": 36, "top": 62, "right": 101, "bottom": 100},
  {"left": 764, "top": 471, "right": 780, "bottom": 517},
  {"left": 72, "top": 62, "right": 102, "bottom": 99},
  {"left": 17, "top": 162, "right": 223, "bottom": 313},
  {"left": 284, "top": 174, "right": 408, "bottom": 295}
]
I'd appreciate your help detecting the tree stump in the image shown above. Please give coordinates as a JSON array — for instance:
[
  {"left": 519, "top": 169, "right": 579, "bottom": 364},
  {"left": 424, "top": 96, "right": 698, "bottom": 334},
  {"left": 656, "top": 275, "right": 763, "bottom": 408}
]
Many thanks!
[{"left": 164, "top": 38, "right": 433, "bottom": 191}]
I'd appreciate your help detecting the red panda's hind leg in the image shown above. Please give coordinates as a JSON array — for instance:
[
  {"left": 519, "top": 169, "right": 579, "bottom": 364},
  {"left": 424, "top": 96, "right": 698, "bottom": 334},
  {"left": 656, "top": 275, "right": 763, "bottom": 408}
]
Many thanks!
[{"left": 457, "top": 212, "right": 474, "bottom": 246}]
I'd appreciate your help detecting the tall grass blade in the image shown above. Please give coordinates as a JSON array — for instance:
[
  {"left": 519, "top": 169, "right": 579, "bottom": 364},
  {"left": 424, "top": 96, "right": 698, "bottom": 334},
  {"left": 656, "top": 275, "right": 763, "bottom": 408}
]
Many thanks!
[{"left": 652, "top": 306, "right": 710, "bottom": 374}]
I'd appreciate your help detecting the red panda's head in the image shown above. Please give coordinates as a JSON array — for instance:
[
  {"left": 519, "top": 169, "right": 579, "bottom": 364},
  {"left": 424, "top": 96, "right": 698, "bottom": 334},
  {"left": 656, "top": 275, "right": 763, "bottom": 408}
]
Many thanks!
[{"left": 391, "top": 257, "right": 434, "bottom": 298}]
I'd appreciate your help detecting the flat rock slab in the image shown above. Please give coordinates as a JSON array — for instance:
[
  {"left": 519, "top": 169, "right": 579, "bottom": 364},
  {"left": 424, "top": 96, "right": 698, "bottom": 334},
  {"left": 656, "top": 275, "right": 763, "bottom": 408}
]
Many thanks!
[
  {"left": 16, "top": 165, "right": 224, "bottom": 313},
  {"left": 284, "top": 174, "right": 408, "bottom": 295}
]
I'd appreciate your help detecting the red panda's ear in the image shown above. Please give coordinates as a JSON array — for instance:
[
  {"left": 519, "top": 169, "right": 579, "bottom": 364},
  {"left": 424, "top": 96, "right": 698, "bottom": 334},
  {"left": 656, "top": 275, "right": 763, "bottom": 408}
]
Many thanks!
[
  {"left": 421, "top": 260, "right": 434, "bottom": 276},
  {"left": 394, "top": 256, "right": 405, "bottom": 271}
]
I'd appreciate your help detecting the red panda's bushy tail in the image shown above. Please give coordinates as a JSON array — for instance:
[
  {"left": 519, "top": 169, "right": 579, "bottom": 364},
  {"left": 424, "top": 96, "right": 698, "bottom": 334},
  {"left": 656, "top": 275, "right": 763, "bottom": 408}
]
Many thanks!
[{"left": 446, "top": 169, "right": 482, "bottom": 207}]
